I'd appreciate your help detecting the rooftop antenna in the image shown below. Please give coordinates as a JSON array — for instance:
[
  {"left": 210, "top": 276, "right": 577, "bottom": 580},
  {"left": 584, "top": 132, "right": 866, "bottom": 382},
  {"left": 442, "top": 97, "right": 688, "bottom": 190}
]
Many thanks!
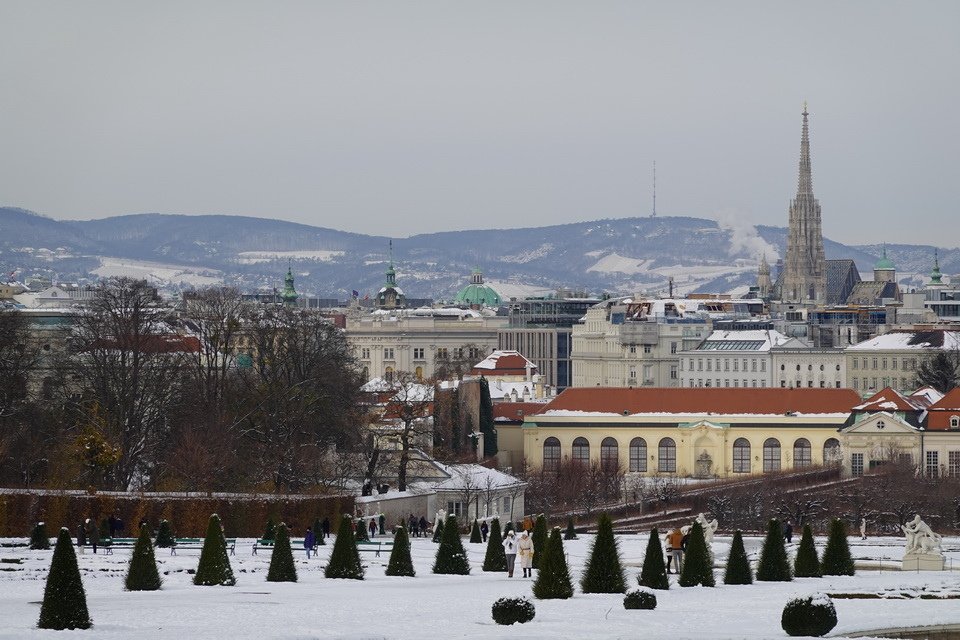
[{"left": 651, "top": 160, "right": 657, "bottom": 218}]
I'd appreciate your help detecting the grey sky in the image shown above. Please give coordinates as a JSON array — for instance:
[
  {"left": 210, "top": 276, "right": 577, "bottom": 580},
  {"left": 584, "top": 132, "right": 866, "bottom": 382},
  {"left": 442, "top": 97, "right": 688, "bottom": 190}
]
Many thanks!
[{"left": 1, "top": 1, "right": 957, "bottom": 245}]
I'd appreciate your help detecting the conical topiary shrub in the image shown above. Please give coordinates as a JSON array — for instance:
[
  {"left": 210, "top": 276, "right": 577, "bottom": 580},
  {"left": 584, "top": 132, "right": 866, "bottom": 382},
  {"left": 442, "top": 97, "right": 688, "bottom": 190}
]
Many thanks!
[
  {"left": 266, "top": 522, "right": 297, "bottom": 583},
  {"left": 482, "top": 517, "right": 507, "bottom": 572},
  {"left": 354, "top": 516, "right": 369, "bottom": 541},
  {"left": 38, "top": 528, "right": 91, "bottom": 630},
  {"left": 794, "top": 524, "right": 822, "bottom": 578},
  {"left": 325, "top": 515, "right": 364, "bottom": 579},
  {"left": 564, "top": 517, "right": 578, "bottom": 540},
  {"left": 385, "top": 525, "right": 415, "bottom": 577},
  {"left": 639, "top": 528, "right": 669, "bottom": 590},
  {"left": 756, "top": 519, "right": 792, "bottom": 582},
  {"left": 432, "top": 517, "right": 444, "bottom": 543},
  {"left": 532, "top": 527, "right": 573, "bottom": 599},
  {"left": 679, "top": 521, "right": 715, "bottom": 587},
  {"left": 433, "top": 515, "right": 470, "bottom": 575},
  {"left": 531, "top": 514, "right": 548, "bottom": 570},
  {"left": 125, "top": 524, "right": 162, "bottom": 591},
  {"left": 580, "top": 513, "right": 625, "bottom": 594},
  {"left": 470, "top": 520, "right": 482, "bottom": 543},
  {"left": 821, "top": 518, "right": 855, "bottom": 576},
  {"left": 193, "top": 514, "right": 236, "bottom": 586},
  {"left": 262, "top": 517, "right": 275, "bottom": 541},
  {"left": 723, "top": 530, "right": 753, "bottom": 585},
  {"left": 313, "top": 518, "right": 326, "bottom": 546},
  {"left": 155, "top": 519, "right": 175, "bottom": 548},
  {"left": 30, "top": 522, "right": 50, "bottom": 550}
]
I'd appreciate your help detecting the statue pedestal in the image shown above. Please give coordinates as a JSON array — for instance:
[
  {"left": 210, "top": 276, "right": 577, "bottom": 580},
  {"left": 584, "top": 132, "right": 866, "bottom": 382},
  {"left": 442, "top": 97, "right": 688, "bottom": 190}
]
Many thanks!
[{"left": 902, "top": 554, "right": 945, "bottom": 571}]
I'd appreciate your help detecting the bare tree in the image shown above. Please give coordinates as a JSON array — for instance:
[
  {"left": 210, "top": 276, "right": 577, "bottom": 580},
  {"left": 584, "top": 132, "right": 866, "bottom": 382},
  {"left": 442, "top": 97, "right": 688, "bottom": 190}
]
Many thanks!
[{"left": 381, "top": 371, "right": 435, "bottom": 492}]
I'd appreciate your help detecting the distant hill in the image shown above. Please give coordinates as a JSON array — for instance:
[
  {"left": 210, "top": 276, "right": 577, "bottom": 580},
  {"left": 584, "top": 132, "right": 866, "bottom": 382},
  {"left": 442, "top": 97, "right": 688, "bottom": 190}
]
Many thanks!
[{"left": 1, "top": 207, "right": 954, "bottom": 299}]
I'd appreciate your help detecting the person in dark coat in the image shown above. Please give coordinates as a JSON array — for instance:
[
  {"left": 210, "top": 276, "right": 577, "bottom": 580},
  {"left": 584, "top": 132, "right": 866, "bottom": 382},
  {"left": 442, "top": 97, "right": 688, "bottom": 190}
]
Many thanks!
[
  {"left": 783, "top": 520, "right": 794, "bottom": 543},
  {"left": 369, "top": 518, "right": 377, "bottom": 539},
  {"left": 322, "top": 517, "right": 331, "bottom": 539},
  {"left": 304, "top": 527, "right": 316, "bottom": 559},
  {"left": 85, "top": 518, "right": 99, "bottom": 554},
  {"left": 378, "top": 514, "right": 385, "bottom": 535},
  {"left": 408, "top": 514, "right": 418, "bottom": 537},
  {"left": 418, "top": 516, "right": 428, "bottom": 537},
  {"left": 77, "top": 522, "right": 87, "bottom": 552},
  {"left": 480, "top": 521, "right": 489, "bottom": 542}
]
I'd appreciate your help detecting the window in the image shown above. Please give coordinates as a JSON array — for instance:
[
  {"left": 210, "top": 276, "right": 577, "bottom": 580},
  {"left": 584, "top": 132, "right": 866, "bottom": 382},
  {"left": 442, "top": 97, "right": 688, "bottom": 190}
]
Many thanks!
[
  {"left": 851, "top": 453, "right": 864, "bottom": 477},
  {"left": 629, "top": 367, "right": 637, "bottom": 379},
  {"left": 707, "top": 360, "right": 712, "bottom": 372},
  {"left": 836, "top": 381, "right": 841, "bottom": 388},
  {"left": 949, "top": 451, "right": 960, "bottom": 476},
  {"left": 926, "top": 451, "right": 939, "bottom": 477},
  {"left": 733, "top": 438, "right": 751, "bottom": 473},
  {"left": 455, "top": 348, "right": 464, "bottom": 359},
  {"left": 793, "top": 438, "right": 812, "bottom": 468},
  {"left": 572, "top": 437, "right": 590, "bottom": 466},
  {"left": 820, "top": 381, "right": 825, "bottom": 388},
  {"left": 469, "top": 347, "right": 482, "bottom": 360},
  {"left": 950, "top": 416, "right": 960, "bottom": 430},
  {"left": 447, "top": 501, "right": 465, "bottom": 518},
  {"left": 384, "top": 366, "right": 394, "bottom": 382},
  {"left": 629, "top": 345, "right": 636, "bottom": 354},
  {"left": 658, "top": 438, "right": 676, "bottom": 473},
  {"left": 872, "top": 357, "right": 878, "bottom": 370},
  {"left": 751, "top": 359, "right": 757, "bottom": 372},
  {"left": 891, "top": 358, "right": 898, "bottom": 370},
  {"left": 760, "top": 360, "right": 766, "bottom": 372},
  {"left": 384, "top": 348, "right": 394, "bottom": 360},
  {"left": 502, "top": 496, "right": 511, "bottom": 515},
  {"left": 543, "top": 437, "right": 561, "bottom": 473},
  {"left": 670, "top": 342, "right": 678, "bottom": 354},
  {"left": 643, "top": 345, "right": 652, "bottom": 354},
  {"left": 413, "top": 348, "right": 425, "bottom": 360},
  {"left": 670, "top": 366, "right": 678, "bottom": 380},
  {"left": 629, "top": 438, "right": 647, "bottom": 472},
  {"left": 823, "top": 438, "right": 841, "bottom": 464},
  {"left": 437, "top": 347, "right": 448, "bottom": 359},
  {"left": 600, "top": 438, "right": 619, "bottom": 470},
  {"left": 733, "top": 360, "right": 739, "bottom": 372},
  {"left": 361, "top": 348, "right": 370, "bottom": 359},
  {"left": 881, "top": 358, "right": 887, "bottom": 369},
  {"left": 414, "top": 366, "right": 423, "bottom": 381},
  {"left": 763, "top": 438, "right": 781, "bottom": 472},
  {"left": 724, "top": 360, "right": 730, "bottom": 371},
  {"left": 853, "top": 377, "right": 859, "bottom": 389},
  {"left": 852, "top": 358, "right": 858, "bottom": 370}
]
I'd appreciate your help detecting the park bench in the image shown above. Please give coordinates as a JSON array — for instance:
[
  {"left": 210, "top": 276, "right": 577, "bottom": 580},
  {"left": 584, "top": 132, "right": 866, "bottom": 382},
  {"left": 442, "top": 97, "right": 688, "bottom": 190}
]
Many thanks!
[
  {"left": 356, "top": 540, "right": 393, "bottom": 557},
  {"left": 252, "top": 538, "right": 323, "bottom": 555},
  {"left": 170, "top": 537, "right": 237, "bottom": 556},
  {"left": 75, "top": 537, "right": 133, "bottom": 555}
]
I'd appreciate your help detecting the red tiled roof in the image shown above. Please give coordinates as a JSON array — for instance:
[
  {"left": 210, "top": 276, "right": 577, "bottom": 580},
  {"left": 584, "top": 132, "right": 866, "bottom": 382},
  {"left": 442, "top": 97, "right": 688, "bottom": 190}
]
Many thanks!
[
  {"left": 853, "top": 388, "right": 919, "bottom": 412},
  {"left": 89, "top": 335, "right": 201, "bottom": 354},
  {"left": 928, "top": 387, "right": 960, "bottom": 410},
  {"left": 926, "top": 387, "right": 960, "bottom": 430},
  {"left": 493, "top": 402, "right": 546, "bottom": 423},
  {"left": 537, "top": 387, "right": 862, "bottom": 416},
  {"left": 471, "top": 351, "right": 537, "bottom": 377}
]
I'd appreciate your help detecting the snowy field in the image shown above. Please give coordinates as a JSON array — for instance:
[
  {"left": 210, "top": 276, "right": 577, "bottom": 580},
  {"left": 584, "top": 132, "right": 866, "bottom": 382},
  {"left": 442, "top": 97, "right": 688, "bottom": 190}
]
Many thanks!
[{"left": 1, "top": 533, "right": 959, "bottom": 639}]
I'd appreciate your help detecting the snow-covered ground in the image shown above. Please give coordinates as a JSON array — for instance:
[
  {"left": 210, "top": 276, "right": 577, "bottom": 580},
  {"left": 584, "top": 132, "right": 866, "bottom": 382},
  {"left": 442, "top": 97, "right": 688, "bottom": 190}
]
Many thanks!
[
  {"left": 91, "top": 258, "right": 222, "bottom": 287},
  {"left": 1, "top": 534, "right": 959, "bottom": 639}
]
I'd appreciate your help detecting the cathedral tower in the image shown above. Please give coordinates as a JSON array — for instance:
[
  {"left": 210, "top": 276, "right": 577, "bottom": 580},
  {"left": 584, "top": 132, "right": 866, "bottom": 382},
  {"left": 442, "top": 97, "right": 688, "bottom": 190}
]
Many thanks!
[{"left": 781, "top": 105, "right": 826, "bottom": 303}]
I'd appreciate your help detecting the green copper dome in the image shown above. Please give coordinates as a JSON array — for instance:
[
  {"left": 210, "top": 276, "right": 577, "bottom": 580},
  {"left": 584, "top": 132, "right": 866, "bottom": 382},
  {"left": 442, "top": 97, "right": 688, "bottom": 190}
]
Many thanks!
[
  {"left": 874, "top": 246, "right": 895, "bottom": 271},
  {"left": 454, "top": 268, "right": 502, "bottom": 306}
]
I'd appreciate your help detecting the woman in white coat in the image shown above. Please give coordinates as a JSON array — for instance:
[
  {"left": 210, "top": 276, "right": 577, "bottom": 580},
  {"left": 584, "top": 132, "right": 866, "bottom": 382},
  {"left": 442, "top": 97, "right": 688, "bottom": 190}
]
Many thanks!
[
  {"left": 502, "top": 529, "right": 518, "bottom": 577},
  {"left": 517, "top": 530, "right": 535, "bottom": 578}
]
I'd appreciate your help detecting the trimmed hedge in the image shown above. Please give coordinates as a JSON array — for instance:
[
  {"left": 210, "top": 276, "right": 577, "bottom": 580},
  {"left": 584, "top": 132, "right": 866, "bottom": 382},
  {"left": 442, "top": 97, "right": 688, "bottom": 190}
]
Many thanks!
[
  {"left": 678, "top": 521, "right": 714, "bottom": 587},
  {"left": 781, "top": 594, "right": 837, "bottom": 637},
  {"left": 580, "top": 513, "right": 625, "bottom": 594},
  {"left": 38, "top": 528, "right": 91, "bottom": 630},
  {"left": 723, "top": 530, "right": 753, "bottom": 585},
  {"left": 482, "top": 518, "right": 507, "bottom": 572},
  {"left": 266, "top": 523, "right": 297, "bottom": 583},
  {"left": 532, "top": 527, "right": 573, "bottom": 599},
  {"left": 385, "top": 525, "right": 415, "bottom": 577},
  {"left": 325, "top": 515, "right": 364, "bottom": 579},
  {"left": 623, "top": 588, "right": 657, "bottom": 610},
  {"left": 638, "top": 528, "right": 669, "bottom": 590},
  {"left": 821, "top": 518, "right": 855, "bottom": 576},
  {"left": 756, "top": 519, "right": 792, "bottom": 582},
  {"left": 125, "top": 524, "right": 162, "bottom": 591},
  {"left": 193, "top": 514, "right": 236, "bottom": 586},
  {"left": 793, "top": 524, "right": 822, "bottom": 578},
  {"left": 492, "top": 597, "right": 536, "bottom": 625}
]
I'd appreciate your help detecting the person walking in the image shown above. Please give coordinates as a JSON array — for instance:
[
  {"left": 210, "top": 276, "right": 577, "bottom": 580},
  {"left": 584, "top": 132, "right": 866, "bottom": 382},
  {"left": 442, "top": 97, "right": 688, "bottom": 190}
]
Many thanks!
[
  {"left": 480, "top": 520, "right": 489, "bottom": 543},
  {"left": 783, "top": 520, "right": 794, "bottom": 544},
  {"left": 77, "top": 521, "right": 87, "bottom": 553},
  {"left": 378, "top": 514, "right": 386, "bottom": 536},
  {"left": 667, "top": 527, "right": 684, "bottom": 574},
  {"left": 860, "top": 517, "right": 867, "bottom": 540},
  {"left": 322, "top": 517, "right": 331, "bottom": 540},
  {"left": 85, "top": 518, "right": 99, "bottom": 555},
  {"left": 304, "top": 526, "right": 316, "bottom": 559},
  {"left": 418, "top": 516, "right": 428, "bottom": 538},
  {"left": 502, "top": 529, "right": 518, "bottom": 578},
  {"left": 369, "top": 518, "right": 377, "bottom": 539},
  {"left": 408, "top": 514, "right": 418, "bottom": 538},
  {"left": 517, "top": 530, "right": 535, "bottom": 578}
]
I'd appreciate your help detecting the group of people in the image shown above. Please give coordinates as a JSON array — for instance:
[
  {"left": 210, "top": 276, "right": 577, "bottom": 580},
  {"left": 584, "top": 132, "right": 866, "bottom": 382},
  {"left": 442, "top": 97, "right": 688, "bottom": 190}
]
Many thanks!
[
  {"left": 405, "top": 514, "right": 432, "bottom": 538},
  {"left": 501, "top": 529, "right": 535, "bottom": 578},
  {"left": 664, "top": 527, "right": 688, "bottom": 574}
]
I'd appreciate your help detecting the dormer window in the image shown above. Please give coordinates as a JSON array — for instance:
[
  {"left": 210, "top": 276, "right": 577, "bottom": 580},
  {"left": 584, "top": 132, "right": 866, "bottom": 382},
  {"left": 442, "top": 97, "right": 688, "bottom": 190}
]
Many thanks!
[{"left": 950, "top": 416, "right": 960, "bottom": 430}]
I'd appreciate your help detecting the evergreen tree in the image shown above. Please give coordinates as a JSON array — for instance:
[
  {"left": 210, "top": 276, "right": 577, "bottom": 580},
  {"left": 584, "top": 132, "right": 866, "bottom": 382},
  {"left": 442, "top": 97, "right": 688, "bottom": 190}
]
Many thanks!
[
  {"left": 154, "top": 519, "right": 175, "bottom": 548},
  {"left": 580, "top": 513, "right": 625, "bottom": 594},
  {"left": 38, "top": 528, "right": 91, "bottom": 630},
  {"left": 313, "top": 518, "right": 326, "bottom": 546},
  {"left": 916, "top": 351, "right": 960, "bottom": 394},
  {"left": 478, "top": 376, "right": 498, "bottom": 457},
  {"left": 821, "top": 518, "right": 855, "bottom": 576},
  {"left": 433, "top": 515, "right": 471, "bottom": 575},
  {"left": 638, "top": 528, "right": 669, "bottom": 590},
  {"left": 354, "top": 516, "right": 369, "bottom": 541},
  {"left": 723, "top": 530, "right": 753, "bottom": 585},
  {"left": 262, "top": 517, "right": 275, "bottom": 541},
  {"left": 532, "top": 527, "right": 573, "bottom": 599},
  {"left": 385, "top": 525, "right": 415, "bottom": 577},
  {"left": 531, "top": 514, "right": 548, "bottom": 569},
  {"left": 564, "top": 517, "right": 578, "bottom": 540},
  {"left": 29, "top": 522, "right": 50, "bottom": 550},
  {"left": 679, "top": 521, "right": 715, "bottom": 587},
  {"left": 483, "top": 518, "right": 507, "bottom": 572},
  {"left": 470, "top": 519, "right": 482, "bottom": 543},
  {"left": 193, "top": 514, "right": 236, "bottom": 586},
  {"left": 432, "top": 517, "right": 444, "bottom": 543},
  {"left": 266, "top": 522, "right": 297, "bottom": 583},
  {"left": 793, "top": 524, "right": 821, "bottom": 578},
  {"left": 125, "top": 524, "right": 162, "bottom": 591},
  {"left": 756, "top": 519, "right": 792, "bottom": 582},
  {"left": 325, "top": 515, "right": 364, "bottom": 579}
]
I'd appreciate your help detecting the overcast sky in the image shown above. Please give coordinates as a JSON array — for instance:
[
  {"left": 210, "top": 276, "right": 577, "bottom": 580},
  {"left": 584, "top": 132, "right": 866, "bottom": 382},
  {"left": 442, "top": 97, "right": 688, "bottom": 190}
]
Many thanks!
[{"left": 1, "top": 1, "right": 957, "bottom": 245}]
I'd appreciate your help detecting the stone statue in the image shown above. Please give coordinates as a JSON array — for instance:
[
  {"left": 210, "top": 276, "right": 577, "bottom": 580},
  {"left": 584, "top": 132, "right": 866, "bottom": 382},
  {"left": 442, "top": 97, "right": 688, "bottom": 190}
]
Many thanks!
[
  {"left": 901, "top": 515, "right": 945, "bottom": 571},
  {"left": 434, "top": 508, "right": 447, "bottom": 532},
  {"left": 695, "top": 512, "right": 719, "bottom": 548}
]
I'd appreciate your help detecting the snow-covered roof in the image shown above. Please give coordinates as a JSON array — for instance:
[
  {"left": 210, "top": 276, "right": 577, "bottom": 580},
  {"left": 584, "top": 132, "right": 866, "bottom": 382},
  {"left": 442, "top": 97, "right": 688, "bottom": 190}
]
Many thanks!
[
  {"left": 694, "top": 329, "right": 790, "bottom": 352},
  {"left": 472, "top": 350, "right": 537, "bottom": 373},
  {"left": 361, "top": 377, "right": 395, "bottom": 393},
  {"left": 431, "top": 463, "right": 525, "bottom": 491},
  {"left": 847, "top": 330, "right": 960, "bottom": 351}
]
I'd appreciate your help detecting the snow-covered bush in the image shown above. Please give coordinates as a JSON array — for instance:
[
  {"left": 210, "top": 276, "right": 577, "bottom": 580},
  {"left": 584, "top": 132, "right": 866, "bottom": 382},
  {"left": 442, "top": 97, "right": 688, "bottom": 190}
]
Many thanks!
[
  {"left": 491, "top": 596, "right": 536, "bottom": 625},
  {"left": 781, "top": 593, "right": 837, "bottom": 637},
  {"left": 623, "top": 588, "right": 657, "bottom": 610}
]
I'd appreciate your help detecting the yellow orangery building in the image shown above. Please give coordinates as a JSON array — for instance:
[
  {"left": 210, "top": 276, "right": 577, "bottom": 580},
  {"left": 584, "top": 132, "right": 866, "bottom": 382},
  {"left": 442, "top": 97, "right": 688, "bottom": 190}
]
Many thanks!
[{"left": 505, "top": 387, "right": 862, "bottom": 478}]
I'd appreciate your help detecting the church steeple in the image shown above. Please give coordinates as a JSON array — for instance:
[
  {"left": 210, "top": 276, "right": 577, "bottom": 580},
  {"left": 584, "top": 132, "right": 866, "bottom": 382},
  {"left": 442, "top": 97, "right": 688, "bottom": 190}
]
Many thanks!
[
  {"left": 281, "top": 262, "right": 298, "bottom": 306},
  {"left": 781, "top": 104, "right": 827, "bottom": 304},
  {"left": 930, "top": 248, "right": 944, "bottom": 285}
]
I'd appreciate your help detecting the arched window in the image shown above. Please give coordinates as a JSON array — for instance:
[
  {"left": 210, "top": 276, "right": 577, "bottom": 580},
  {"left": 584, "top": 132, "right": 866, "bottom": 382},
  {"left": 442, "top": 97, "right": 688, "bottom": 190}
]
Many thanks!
[
  {"left": 572, "top": 437, "right": 590, "bottom": 466},
  {"left": 763, "top": 438, "right": 781, "bottom": 472},
  {"left": 658, "top": 437, "right": 676, "bottom": 473},
  {"left": 384, "top": 366, "right": 394, "bottom": 382},
  {"left": 361, "top": 366, "right": 369, "bottom": 381},
  {"left": 793, "top": 438, "right": 812, "bottom": 468},
  {"left": 950, "top": 415, "right": 960, "bottom": 430},
  {"left": 415, "top": 366, "right": 423, "bottom": 381},
  {"left": 823, "top": 438, "right": 841, "bottom": 464},
  {"left": 543, "top": 437, "right": 561, "bottom": 473},
  {"left": 600, "top": 437, "right": 619, "bottom": 470},
  {"left": 732, "top": 438, "right": 751, "bottom": 474},
  {"left": 629, "top": 437, "right": 647, "bottom": 472}
]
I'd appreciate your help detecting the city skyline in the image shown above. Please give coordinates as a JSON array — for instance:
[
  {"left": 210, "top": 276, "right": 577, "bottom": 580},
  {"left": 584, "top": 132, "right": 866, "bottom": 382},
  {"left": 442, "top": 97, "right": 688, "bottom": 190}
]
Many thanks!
[{"left": 1, "top": 2, "right": 958, "bottom": 246}]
